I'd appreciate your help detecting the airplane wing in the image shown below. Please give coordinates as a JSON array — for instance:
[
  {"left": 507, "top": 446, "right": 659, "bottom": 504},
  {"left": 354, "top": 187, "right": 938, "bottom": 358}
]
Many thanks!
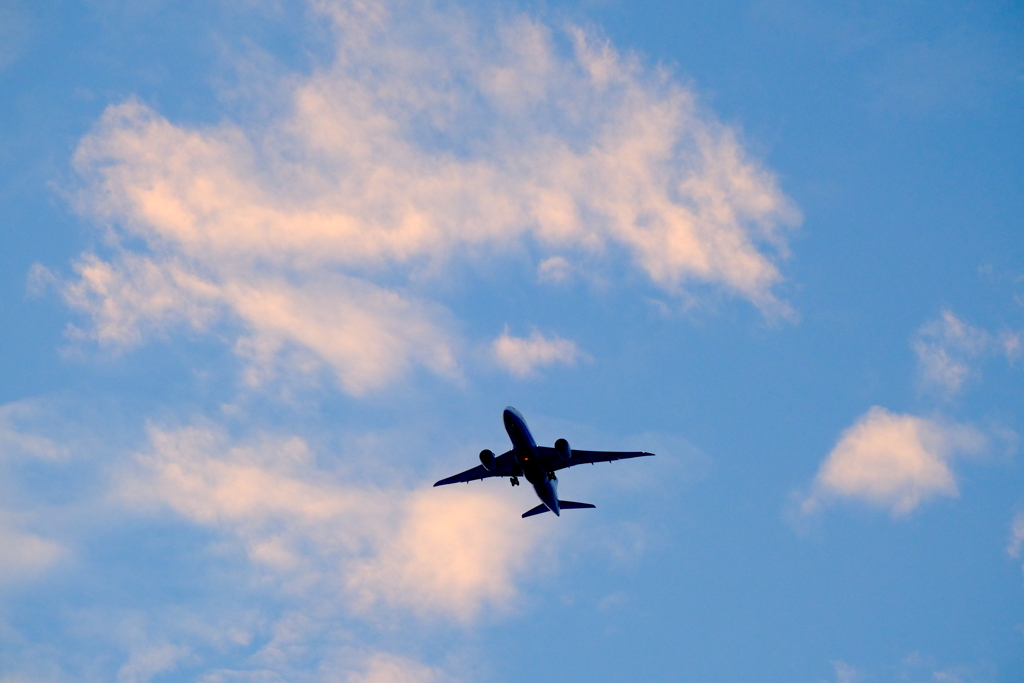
[
  {"left": 536, "top": 447, "right": 654, "bottom": 472},
  {"left": 433, "top": 450, "right": 522, "bottom": 486}
]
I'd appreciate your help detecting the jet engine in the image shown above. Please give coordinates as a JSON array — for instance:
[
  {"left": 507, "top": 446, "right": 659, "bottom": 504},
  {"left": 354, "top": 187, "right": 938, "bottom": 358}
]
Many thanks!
[
  {"left": 479, "top": 449, "right": 497, "bottom": 471},
  {"left": 554, "top": 438, "right": 572, "bottom": 464}
]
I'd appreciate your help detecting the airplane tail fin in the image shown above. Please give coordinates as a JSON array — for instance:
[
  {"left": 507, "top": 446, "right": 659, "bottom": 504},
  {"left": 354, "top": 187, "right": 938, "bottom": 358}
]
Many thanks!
[{"left": 522, "top": 500, "right": 596, "bottom": 518}]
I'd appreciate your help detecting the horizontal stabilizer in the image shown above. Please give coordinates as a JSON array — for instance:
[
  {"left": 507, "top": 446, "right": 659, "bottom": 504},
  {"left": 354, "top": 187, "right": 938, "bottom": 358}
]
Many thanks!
[
  {"left": 558, "top": 500, "right": 596, "bottom": 510},
  {"left": 522, "top": 503, "right": 549, "bottom": 518},
  {"left": 522, "top": 500, "right": 597, "bottom": 518}
]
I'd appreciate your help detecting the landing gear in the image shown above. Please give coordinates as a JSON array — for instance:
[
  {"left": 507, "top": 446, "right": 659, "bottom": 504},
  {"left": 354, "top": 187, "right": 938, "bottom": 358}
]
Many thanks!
[{"left": 510, "top": 476, "right": 520, "bottom": 486}]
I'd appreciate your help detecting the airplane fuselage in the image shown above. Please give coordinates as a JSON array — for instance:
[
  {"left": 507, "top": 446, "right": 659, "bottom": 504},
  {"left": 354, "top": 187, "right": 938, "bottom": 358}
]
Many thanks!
[
  {"left": 503, "top": 407, "right": 560, "bottom": 515},
  {"left": 433, "top": 406, "right": 653, "bottom": 518}
]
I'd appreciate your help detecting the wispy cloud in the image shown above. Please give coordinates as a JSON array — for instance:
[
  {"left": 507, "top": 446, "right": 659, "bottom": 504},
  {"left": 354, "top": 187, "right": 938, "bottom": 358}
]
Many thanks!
[
  {"left": 537, "top": 256, "right": 574, "bottom": 284},
  {"left": 0, "top": 0, "right": 32, "bottom": 73},
  {"left": 831, "top": 660, "right": 861, "bottom": 683},
  {"left": 0, "top": 401, "right": 72, "bottom": 582},
  {"left": 0, "top": 400, "right": 72, "bottom": 462},
  {"left": 825, "top": 652, "right": 997, "bottom": 683},
  {"left": 898, "top": 652, "right": 997, "bottom": 683},
  {"left": 492, "top": 328, "right": 584, "bottom": 378},
  {"left": 801, "top": 407, "right": 986, "bottom": 516},
  {"left": 1008, "top": 512, "right": 1024, "bottom": 574},
  {"left": 115, "top": 641, "right": 191, "bottom": 683},
  {"left": 0, "top": 413, "right": 545, "bottom": 676},
  {"left": 999, "top": 330, "right": 1023, "bottom": 360},
  {"left": 913, "top": 311, "right": 990, "bottom": 395},
  {"left": 0, "top": 515, "right": 67, "bottom": 582},
  {"left": 46, "top": 0, "right": 799, "bottom": 395},
  {"left": 120, "top": 423, "right": 543, "bottom": 622},
  {"left": 346, "top": 653, "right": 452, "bottom": 683},
  {"left": 913, "top": 310, "right": 1022, "bottom": 397}
]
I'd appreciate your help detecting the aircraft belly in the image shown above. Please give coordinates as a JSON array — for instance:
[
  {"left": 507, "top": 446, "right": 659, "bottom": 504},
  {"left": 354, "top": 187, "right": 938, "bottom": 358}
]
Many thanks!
[{"left": 523, "top": 464, "right": 545, "bottom": 485}]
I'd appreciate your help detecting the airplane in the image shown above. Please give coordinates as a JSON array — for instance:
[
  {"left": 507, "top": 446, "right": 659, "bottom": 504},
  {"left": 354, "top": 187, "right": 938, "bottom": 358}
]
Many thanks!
[{"left": 434, "top": 407, "right": 654, "bottom": 518}]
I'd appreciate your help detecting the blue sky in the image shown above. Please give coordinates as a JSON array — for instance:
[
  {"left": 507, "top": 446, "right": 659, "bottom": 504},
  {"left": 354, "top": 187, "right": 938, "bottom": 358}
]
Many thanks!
[{"left": 1, "top": 1, "right": 1023, "bottom": 681}]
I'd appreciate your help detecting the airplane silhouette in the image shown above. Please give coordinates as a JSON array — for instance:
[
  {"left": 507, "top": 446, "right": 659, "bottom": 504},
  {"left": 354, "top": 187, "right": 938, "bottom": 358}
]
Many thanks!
[{"left": 434, "top": 407, "right": 654, "bottom": 518}]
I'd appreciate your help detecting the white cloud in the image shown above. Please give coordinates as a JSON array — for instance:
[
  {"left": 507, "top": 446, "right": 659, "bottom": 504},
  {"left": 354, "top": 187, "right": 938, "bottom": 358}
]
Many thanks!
[
  {"left": 53, "top": 0, "right": 799, "bottom": 395},
  {"left": 0, "top": 402, "right": 72, "bottom": 582},
  {"left": 829, "top": 653, "right": 998, "bottom": 683},
  {"left": 596, "top": 591, "right": 628, "bottom": 611},
  {"left": 492, "top": 328, "right": 583, "bottom": 378},
  {"left": 913, "top": 310, "right": 990, "bottom": 395},
  {"left": 0, "top": 516, "right": 67, "bottom": 582},
  {"left": 0, "top": 400, "right": 71, "bottom": 461},
  {"left": 2, "top": 601, "right": 447, "bottom": 683},
  {"left": 0, "top": 0, "right": 32, "bottom": 73},
  {"left": 1000, "top": 330, "right": 1023, "bottom": 360},
  {"left": 346, "top": 653, "right": 450, "bottom": 683},
  {"left": 913, "top": 310, "right": 1023, "bottom": 396},
  {"left": 898, "top": 652, "right": 997, "bottom": 683},
  {"left": 346, "top": 487, "right": 540, "bottom": 621},
  {"left": 801, "top": 407, "right": 986, "bottom": 516},
  {"left": 831, "top": 661, "right": 861, "bottom": 683},
  {"left": 0, "top": 398, "right": 564, "bottom": 678},
  {"left": 537, "top": 256, "right": 574, "bottom": 284},
  {"left": 121, "top": 423, "right": 542, "bottom": 622},
  {"left": 1008, "top": 512, "right": 1024, "bottom": 572},
  {"left": 116, "top": 642, "right": 191, "bottom": 683}
]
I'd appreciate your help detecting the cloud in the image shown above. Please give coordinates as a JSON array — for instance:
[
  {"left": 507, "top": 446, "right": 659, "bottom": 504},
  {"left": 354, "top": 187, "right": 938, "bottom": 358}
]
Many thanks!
[
  {"left": 0, "top": 403, "right": 491, "bottom": 678},
  {"left": 1, "top": 598, "right": 450, "bottom": 683},
  {"left": 866, "top": 24, "right": 1016, "bottom": 119},
  {"left": 913, "top": 311, "right": 990, "bottom": 395},
  {"left": 801, "top": 407, "right": 986, "bottom": 516},
  {"left": 830, "top": 661, "right": 861, "bottom": 683},
  {"left": 116, "top": 642, "right": 191, "bottom": 683},
  {"left": 120, "top": 423, "right": 542, "bottom": 622},
  {"left": 826, "top": 653, "right": 997, "bottom": 683},
  {"left": 0, "top": 401, "right": 70, "bottom": 462},
  {"left": 0, "top": 0, "right": 33, "bottom": 73},
  {"left": 492, "top": 328, "right": 584, "bottom": 378},
  {"left": 537, "top": 256, "right": 574, "bottom": 284},
  {"left": 0, "top": 401, "right": 72, "bottom": 582},
  {"left": 0, "top": 516, "right": 67, "bottom": 582},
  {"left": 1008, "top": 512, "right": 1024, "bottom": 574},
  {"left": 346, "top": 653, "right": 451, "bottom": 683},
  {"left": 913, "top": 310, "right": 1023, "bottom": 396},
  {"left": 1000, "top": 330, "right": 1023, "bottom": 360},
  {"left": 898, "top": 652, "right": 997, "bottom": 683},
  {"left": 346, "top": 488, "right": 540, "bottom": 621},
  {"left": 52, "top": 0, "right": 799, "bottom": 395}
]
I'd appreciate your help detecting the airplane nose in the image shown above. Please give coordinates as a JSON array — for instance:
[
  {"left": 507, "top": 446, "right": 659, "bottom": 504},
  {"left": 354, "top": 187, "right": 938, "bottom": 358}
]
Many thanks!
[{"left": 503, "top": 407, "right": 521, "bottom": 432}]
